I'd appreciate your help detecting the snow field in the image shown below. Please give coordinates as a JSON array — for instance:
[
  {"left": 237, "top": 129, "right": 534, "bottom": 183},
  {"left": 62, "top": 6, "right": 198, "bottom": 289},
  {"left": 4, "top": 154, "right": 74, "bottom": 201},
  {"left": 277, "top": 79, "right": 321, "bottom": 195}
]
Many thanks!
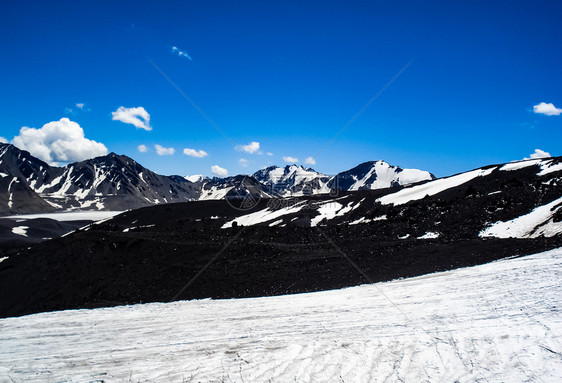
[{"left": 1, "top": 248, "right": 561, "bottom": 382}]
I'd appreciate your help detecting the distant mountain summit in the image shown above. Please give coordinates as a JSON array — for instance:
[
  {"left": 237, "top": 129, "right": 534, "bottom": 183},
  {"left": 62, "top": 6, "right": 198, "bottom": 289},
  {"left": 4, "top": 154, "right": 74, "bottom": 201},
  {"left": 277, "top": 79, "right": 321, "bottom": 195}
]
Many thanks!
[
  {"left": 252, "top": 165, "right": 331, "bottom": 196},
  {"left": 0, "top": 143, "right": 436, "bottom": 215},
  {"left": 330, "top": 160, "right": 435, "bottom": 191},
  {"left": 250, "top": 161, "right": 434, "bottom": 196}
]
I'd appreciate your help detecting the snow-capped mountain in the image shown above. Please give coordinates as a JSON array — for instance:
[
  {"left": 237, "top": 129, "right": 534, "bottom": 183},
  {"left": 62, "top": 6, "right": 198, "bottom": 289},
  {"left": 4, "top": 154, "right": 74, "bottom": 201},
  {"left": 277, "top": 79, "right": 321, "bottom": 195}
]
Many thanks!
[
  {"left": 0, "top": 143, "right": 435, "bottom": 215},
  {"left": 0, "top": 144, "right": 57, "bottom": 214},
  {"left": 252, "top": 165, "right": 331, "bottom": 196},
  {"left": 198, "top": 175, "right": 273, "bottom": 203},
  {"left": 0, "top": 144, "right": 202, "bottom": 213},
  {"left": 33, "top": 153, "right": 202, "bottom": 211},
  {"left": 184, "top": 174, "right": 208, "bottom": 183},
  {"left": 329, "top": 160, "right": 434, "bottom": 191},
  {"left": 250, "top": 161, "right": 433, "bottom": 197}
]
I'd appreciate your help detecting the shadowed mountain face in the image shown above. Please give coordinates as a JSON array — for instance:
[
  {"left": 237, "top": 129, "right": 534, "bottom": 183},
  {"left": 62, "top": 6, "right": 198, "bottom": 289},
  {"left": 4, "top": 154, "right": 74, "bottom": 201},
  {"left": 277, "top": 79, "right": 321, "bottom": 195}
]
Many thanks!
[
  {"left": 0, "top": 144, "right": 204, "bottom": 213},
  {"left": 0, "top": 143, "right": 434, "bottom": 215},
  {"left": 0, "top": 154, "right": 561, "bottom": 318}
]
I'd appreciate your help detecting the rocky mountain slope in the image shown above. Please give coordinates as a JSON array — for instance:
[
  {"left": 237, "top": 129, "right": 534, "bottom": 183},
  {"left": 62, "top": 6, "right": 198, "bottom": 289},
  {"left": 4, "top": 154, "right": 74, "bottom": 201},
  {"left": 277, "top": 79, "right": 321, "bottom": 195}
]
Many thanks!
[{"left": 0, "top": 144, "right": 203, "bottom": 213}]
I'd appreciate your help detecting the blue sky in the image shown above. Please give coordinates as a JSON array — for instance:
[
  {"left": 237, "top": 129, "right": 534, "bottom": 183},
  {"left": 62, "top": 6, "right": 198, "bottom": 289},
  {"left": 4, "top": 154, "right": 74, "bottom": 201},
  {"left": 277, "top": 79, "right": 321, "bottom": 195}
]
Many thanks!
[{"left": 0, "top": 0, "right": 560, "bottom": 178}]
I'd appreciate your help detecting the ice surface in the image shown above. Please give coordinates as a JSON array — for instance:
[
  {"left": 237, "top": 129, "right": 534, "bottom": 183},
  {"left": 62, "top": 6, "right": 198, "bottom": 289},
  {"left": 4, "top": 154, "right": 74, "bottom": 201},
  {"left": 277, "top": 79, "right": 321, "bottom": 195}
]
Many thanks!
[{"left": 1, "top": 248, "right": 561, "bottom": 382}]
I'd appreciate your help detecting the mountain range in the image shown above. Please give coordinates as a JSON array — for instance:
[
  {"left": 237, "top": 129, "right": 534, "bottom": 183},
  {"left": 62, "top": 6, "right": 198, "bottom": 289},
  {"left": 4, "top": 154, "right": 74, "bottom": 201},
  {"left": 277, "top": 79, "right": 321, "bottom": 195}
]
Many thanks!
[
  {"left": 0, "top": 143, "right": 434, "bottom": 215},
  {"left": 1, "top": 147, "right": 561, "bottom": 317}
]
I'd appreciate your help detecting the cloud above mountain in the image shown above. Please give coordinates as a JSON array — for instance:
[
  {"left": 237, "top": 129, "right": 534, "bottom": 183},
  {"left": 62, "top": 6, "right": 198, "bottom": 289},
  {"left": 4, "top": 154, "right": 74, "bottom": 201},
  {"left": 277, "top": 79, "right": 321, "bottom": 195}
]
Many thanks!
[
  {"left": 183, "top": 148, "right": 208, "bottom": 158},
  {"left": 526, "top": 149, "right": 551, "bottom": 159},
  {"left": 10, "top": 118, "right": 107, "bottom": 164},
  {"left": 237, "top": 141, "right": 260, "bottom": 154},
  {"left": 304, "top": 157, "right": 316, "bottom": 165},
  {"left": 112, "top": 106, "right": 152, "bottom": 131},
  {"left": 283, "top": 156, "right": 298, "bottom": 163},
  {"left": 137, "top": 144, "right": 148, "bottom": 153},
  {"left": 154, "top": 144, "right": 175, "bottom": 156},
  {"left": 0, "top": 137, "right": 7, "bottom": 143},
  {"left": 211, "top": 165, "right": 228, "bottom": 177}
]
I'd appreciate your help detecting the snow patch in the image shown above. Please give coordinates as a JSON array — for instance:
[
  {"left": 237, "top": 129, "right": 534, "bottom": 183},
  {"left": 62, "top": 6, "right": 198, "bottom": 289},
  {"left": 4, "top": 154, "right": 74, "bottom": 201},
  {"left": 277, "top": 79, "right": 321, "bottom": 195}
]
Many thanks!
[
  {"left": 480, "top": 196, "right": 562, "bottom": 238},
  {"left": 310, "top": 201, "right": 343, "bottom": 226},
  {"left": 417, "top": 232, "right": 439, "bottom": 239},
  {"left": 3, "top": 211, "right": 122, "bottom": 222},
  {"left": 222, "top": 203, "right": 306, "bottom": 228},
  {"left": 11, "top": 226, "right": 29, "bottom": 236},
  {"left": 377, "top": 167, "right": 496, "bottom": 206},
  {"left": 500, "top": 159, "right": 541, "bottom": 171},
  {"left": 538, "top": 160, "right": 562, "bottom": 176}
]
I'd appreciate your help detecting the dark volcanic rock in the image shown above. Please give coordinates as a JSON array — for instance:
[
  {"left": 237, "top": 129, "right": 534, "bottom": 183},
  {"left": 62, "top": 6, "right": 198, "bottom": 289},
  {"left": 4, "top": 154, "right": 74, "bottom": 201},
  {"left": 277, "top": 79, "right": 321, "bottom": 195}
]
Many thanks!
[{"left": 0, "top": 213, "right": 560, "bottom": 318}]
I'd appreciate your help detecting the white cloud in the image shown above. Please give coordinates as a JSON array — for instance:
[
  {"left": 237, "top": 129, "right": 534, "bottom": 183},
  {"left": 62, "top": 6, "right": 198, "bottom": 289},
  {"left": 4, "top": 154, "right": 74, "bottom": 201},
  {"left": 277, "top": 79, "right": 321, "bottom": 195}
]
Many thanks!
[
  {"left": 65, "top": 103, "right": 90, "bottom": 115},
  {"left": 283, "top": 156, "right": 298, "bottom": 163},
  {"left": 171, "top": 46, "right": 192, "bottom": 61},
  {"left": 237, "top": 141, "right": 260, "bottom": 154},
  {"left": 304, "top": 156, "right": 316, "bottom": 165},
  {"left": 533, "top": 102, "right": 562, "bottom": 116},
  {"left": 11, "top": 118, "right": 107, "bottom": 164},
  {"left": 211, "top": 165, "right": 228, "bottom": 177},
  {"left": 266, "top": 152, "right": 273, "bottom": 156},
  {"left": 154, "top": 144, "right": 175, "bottom": 156},
  {"left": 137, "top": 144, "right": 148, "bottom": 153},
  {"left": 239, "top": 158, "right": 249, "bottom": 167},
  {"left": 112, "top": 106, "right": 152, "bottom": 131},
  {"left": 0, "top": 137, "right": 7, "bottom": 143},
  {"left": 183, "top": 148, "right": 208, "bottom": 158},
  {"left": 526, "top": 149, "right": 551, "bottom": 159}
]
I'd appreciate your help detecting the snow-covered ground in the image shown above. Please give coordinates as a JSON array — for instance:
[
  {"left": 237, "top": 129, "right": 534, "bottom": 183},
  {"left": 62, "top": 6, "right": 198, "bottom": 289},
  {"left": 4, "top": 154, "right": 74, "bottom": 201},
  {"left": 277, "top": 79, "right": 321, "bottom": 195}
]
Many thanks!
[{"left": 1, "top": 248, "right": 561, "bottom": 382}]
